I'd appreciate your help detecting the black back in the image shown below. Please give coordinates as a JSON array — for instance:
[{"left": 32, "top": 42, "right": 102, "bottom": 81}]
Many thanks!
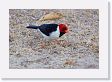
[{"left": 38, "top": 24, "right": 58, "bottom": 36}]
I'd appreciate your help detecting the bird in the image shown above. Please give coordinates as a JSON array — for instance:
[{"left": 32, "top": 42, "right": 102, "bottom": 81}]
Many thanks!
[
  {"left": 26, "top": 23, "right": 69, "bottom": 39},
  {"left": 26, "top": 23, "right": 69, "bottom": 47}
]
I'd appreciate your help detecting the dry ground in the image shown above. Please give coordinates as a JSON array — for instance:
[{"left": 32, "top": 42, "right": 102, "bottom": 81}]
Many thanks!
[{"left": 9, "top": 9, "right": 99, "bottom": 69}]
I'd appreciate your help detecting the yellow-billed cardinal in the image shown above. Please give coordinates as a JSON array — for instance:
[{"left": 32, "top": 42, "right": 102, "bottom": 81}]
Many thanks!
[{"left": 26, "top": 23, "right": 69, "bottom": 40}]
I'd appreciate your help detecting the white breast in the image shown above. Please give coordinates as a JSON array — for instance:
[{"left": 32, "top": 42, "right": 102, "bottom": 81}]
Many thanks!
[{"left": 38, "top": 26, "right": 60, "bottom": 40}]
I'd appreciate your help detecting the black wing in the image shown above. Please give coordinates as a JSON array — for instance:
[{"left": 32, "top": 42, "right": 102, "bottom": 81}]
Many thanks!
[{"left": 38, "top": 24, "right": 58, "bottom": 36}]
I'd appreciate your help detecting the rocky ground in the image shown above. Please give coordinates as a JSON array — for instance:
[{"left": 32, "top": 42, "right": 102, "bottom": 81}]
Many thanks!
[{"left": 9, "top": 9, "right": 99, "bottom": 69}]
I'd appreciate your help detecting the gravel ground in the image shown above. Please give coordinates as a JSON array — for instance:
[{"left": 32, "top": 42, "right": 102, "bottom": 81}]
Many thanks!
[{"left": 9, "top": 9, "right": 99, "bottom": 69}]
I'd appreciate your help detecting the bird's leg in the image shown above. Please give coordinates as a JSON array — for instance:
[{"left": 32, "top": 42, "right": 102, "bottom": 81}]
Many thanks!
[
  {"left": 61, "top": 40, "right": 70, "bottom": 47},
  {"left": 51, "top": 39, "right": 61, "bottom": 45},
  {"left": 39, "top": 41, "right": 47, "bottom": 48},
  {"left": 39, "top": 40, "right": 50, "bottom": 48},
  {"left": 54, "top": 39, "right": 70, "bottom": 47},
  {"left": 39, "top": 39, "right": 69, "bottom": 48},
  {"left": 40, "top": 42, "right": 45, "bottom": 48}
]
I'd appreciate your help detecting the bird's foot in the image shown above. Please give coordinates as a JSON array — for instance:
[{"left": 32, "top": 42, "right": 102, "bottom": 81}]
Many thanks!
[
  {"left": 40, "top": 44, "right": 46, "bottom": 48},
  {"left": 51, "top": 39, "right": 60, "bottom": 44},
  {"left": 59, "top": 40, "right": 69, "bottom": 47},
  {"left": 39, "top": 42, "right": 47, "bottom": 48},
  {"left": 39, "top": 41, "right": 50, "bottom": 48},
  {"left": 51, "top": 39, "right": 69, "bottom": 47}
]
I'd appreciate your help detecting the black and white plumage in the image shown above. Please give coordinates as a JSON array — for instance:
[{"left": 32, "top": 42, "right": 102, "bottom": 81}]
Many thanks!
[{"left": 26, "top": 23, "right": 69, "bottom": 40}]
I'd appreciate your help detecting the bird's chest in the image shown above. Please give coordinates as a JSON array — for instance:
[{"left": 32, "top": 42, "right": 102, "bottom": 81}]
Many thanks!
[{"left": 38, "top": 27, "right": 60, "bottom": 40}]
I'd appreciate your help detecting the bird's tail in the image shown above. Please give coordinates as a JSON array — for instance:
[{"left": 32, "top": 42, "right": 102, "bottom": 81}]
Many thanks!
[{"left": 26, "top": 25, "right": 39, "bottom": 29}]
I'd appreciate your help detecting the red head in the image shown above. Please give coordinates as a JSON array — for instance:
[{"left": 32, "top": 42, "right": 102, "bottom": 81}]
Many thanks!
[{"left": 58, "top": 24, "right": 69, "bottom": 33}]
